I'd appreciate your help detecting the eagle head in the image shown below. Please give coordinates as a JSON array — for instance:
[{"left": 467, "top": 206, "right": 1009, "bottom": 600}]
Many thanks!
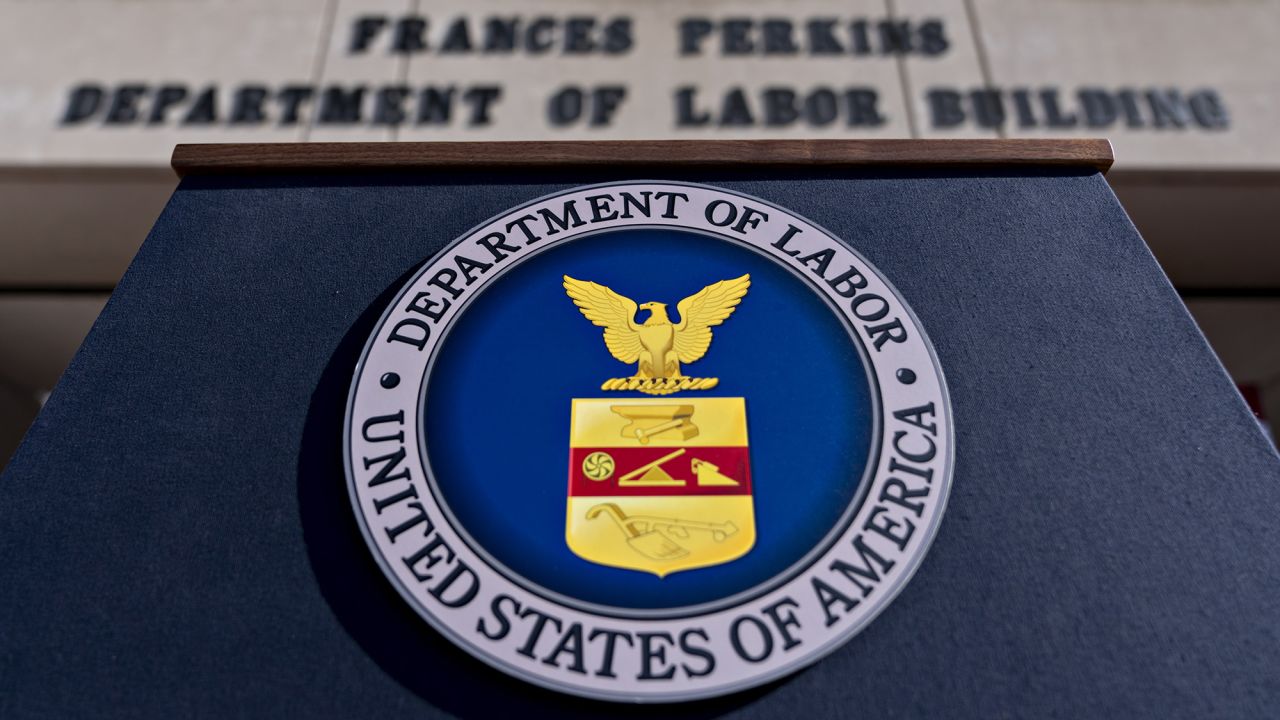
[{"left": 638, "top": 301, "right": 671, "bottom": 325}]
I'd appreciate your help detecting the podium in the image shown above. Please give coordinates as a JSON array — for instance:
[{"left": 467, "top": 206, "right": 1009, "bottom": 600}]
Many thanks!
[{"left": 2, "top": 140, "right": 1277, "bottom": 717}]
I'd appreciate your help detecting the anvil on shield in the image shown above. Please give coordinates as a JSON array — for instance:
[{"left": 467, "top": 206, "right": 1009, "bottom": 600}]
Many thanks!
[{"left": 566, "top": 398, "right": 754, "bottom": 577}]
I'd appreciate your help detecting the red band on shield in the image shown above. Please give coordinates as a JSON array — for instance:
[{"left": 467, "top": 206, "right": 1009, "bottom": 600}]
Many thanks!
[{"left": 569, "top": 446, "right": 751, "bottom": 496}]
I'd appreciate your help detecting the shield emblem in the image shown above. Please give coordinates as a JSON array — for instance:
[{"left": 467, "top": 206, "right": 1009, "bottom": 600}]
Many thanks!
[{"left": 566, "top": 397, "right": 754, "bottom": 577}]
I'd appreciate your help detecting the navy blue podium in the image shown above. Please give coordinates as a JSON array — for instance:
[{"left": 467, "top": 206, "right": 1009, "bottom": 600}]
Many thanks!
[{"left": 1, "top": 141, "right": 1277, "bottom": 717}]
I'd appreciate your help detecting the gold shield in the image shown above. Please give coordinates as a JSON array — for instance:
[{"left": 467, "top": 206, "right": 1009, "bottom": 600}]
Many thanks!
[{"left": 566, "top": 397, "right": 754, "bottom": 577}]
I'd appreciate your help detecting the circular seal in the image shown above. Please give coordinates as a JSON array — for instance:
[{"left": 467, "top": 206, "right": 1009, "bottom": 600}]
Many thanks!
[{"left": 344, "top": 182, "right": 953, "bottom": 702}]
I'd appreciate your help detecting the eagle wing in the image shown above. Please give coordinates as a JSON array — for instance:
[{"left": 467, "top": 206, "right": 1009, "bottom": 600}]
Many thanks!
[
  {"left": 673, "top": 274, "right": 751, "bottom": 363},
  {"left": 563, "top": 276, "right": 643, "bottom": 363}
]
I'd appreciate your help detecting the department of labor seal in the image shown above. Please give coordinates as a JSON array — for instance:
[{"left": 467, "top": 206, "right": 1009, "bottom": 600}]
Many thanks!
[{"left": 344, "top": 181, "right": 954, "bottom": 702}]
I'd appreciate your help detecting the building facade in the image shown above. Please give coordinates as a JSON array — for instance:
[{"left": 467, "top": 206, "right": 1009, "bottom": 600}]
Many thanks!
[{"left": 1, "top": 0, "right": 1278, "bottom": 460}]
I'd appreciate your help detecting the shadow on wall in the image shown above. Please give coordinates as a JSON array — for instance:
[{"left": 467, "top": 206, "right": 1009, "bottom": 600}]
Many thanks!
[{"left": 0, "top": 379, "right": 40, "bottom": 470}]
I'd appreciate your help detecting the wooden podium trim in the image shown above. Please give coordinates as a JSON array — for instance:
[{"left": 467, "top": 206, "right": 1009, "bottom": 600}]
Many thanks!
[{"left": 172, "top": 139, "right": 1113, "bottom": 177}]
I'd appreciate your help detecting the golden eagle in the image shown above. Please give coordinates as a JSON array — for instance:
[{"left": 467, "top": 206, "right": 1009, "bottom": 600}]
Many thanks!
[{"left": 563, "top": 274, "right": 750, "bottom": 380}]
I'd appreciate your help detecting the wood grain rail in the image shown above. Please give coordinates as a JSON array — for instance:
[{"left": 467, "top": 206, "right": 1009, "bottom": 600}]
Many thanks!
[{"left": 172, "top": 139, "right": 1113, "bottom": 176}]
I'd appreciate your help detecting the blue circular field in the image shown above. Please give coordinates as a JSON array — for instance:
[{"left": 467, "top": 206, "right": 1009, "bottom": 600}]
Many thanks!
[{"left": 423, "top": 228, "right": 874, "bottom": 611}]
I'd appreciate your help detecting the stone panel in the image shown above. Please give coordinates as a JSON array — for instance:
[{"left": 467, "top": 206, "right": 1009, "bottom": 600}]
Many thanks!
[
  {"left": 971, "top": 0, "right": 1280, "bottom": 167},
  {"left": 391, "top": 0, "right": 913, "bottom": 141},
  {"left": 307, "top": 0, "right": 411, "bottom": 142},
  {"left": 895, "top": 0, "right": 999, "bottom": 138},
  {"left": 0, "top": 0, "right": 326, "bottom": 164}
]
